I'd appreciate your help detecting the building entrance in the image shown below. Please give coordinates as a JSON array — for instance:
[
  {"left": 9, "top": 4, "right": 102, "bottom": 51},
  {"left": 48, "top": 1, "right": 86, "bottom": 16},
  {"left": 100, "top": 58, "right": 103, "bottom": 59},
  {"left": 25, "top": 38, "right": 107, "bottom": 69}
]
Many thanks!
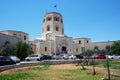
[{"left": 62, "top": 46, "right": 67, "bottom": 53}]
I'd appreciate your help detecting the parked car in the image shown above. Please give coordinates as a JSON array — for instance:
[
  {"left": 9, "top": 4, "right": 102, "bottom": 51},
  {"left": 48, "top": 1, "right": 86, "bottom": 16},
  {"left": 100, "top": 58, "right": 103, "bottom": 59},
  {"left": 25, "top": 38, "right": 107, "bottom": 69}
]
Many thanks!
[
  {"left": 42, "top": 55, "right": 52, "bottom": 60},
  {"left": 51, "top": 54, "right": 69, "bottom": 60},
  {"left": 68, "top": 54, "right": 76, "bottom": 60},
  {"left": 51, "top": 55, "right": 60, "bottom": 59},
  {"left": 25, "top": 54, "right": 43, "bottom": 61},
  {"left": 75, "top": 54, "right": 84, "bottom": 59},
  {"left": 93, "top": 54, "right": 106, "bottom": 59},
  {"left": 107, "top": 55, "right": 120, "bottom": 59},
  {"left": 0, "top": 56, "right": 17, "bottom": 66},
  {"left": 59, "top": 54, "right": 69, "bottom": 60},
  {"left": 8, "top": 56, "right": 20, "bottom": 63}
]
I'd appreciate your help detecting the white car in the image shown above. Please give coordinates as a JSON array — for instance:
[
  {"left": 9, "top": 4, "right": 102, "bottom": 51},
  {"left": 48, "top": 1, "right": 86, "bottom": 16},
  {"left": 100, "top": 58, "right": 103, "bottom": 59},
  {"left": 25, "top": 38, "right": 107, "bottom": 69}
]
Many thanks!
[
  {"left": 68, "top": 54, "right": 76, "bottom": 60},
  {"left": 107, "top": 55, "right": 120, "bottom": 59},
  {"left": 25, "top": 54, "right": 43, "bottom": 61}
]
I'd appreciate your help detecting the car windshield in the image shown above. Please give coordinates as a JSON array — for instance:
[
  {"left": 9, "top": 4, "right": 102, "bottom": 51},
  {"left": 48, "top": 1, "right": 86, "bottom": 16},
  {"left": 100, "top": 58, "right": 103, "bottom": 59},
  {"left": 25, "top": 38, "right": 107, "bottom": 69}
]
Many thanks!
[
  {"left": 10, "top": 56, "right": 19, "bottom": 60},
  {"left": 29, "top": 55, "right": 39, "bottom": 57}
]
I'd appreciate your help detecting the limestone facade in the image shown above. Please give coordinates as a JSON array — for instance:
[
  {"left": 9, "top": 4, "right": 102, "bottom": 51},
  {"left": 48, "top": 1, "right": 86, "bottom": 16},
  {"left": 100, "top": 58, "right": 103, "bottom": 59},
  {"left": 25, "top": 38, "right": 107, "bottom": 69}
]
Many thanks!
[
  {"left": 0, "top": 12, "right": 115, "bottom": 55},
  {"left": 0, "top": 30, "right": 29, "bottom": 43},
  {"left": 35, "top": 12, "right": 114, "bottom": 55},
  {"left": 0, "top": 33, "right": 19, "bottom": 46}
]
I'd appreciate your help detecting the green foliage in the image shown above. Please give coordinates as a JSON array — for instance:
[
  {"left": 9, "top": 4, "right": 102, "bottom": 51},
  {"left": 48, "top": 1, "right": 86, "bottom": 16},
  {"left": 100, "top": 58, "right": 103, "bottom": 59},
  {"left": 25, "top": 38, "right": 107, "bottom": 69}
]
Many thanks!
[
  {"left": 0, "top": 46, "right": 3, "bottom": 55},
  {"left": 0, "top": 69, "right": 101, "bottom": 80},
  {"left": 84, "top": 49, "right": 94, "bottom": 56},
  {"left": 32, "top": 64, "right": 50, "bottom": 70},
  {"left": 0, "top": 43, "right": 15, "bottom": 56},
  {"left": 0, "top": 72, "right": 38, "bottom": 80},
  {"left": 94, "top": 60, "right": 120, "bottom": 69},
  {"left": 14, "top": 41, "right": 31, "bottom": 60},
  {"left": 111, "top": 41, "right": 120, "bottom": 55}
]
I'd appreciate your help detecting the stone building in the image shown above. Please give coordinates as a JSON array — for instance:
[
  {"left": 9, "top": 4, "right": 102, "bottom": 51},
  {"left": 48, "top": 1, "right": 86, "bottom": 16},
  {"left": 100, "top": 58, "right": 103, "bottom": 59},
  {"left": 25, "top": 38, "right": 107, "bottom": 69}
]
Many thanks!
[
  {"left": 34, "top": 12, "right": 113, "bottom": 55},
  {"left": 0, "top": 30, "right": 29, "bottom": 43},
  {"left": 0, "top": 33, "right": 19, "bottom": 46},
  {"left": 29, "top": 41, "right": 36, "bottom": 54},
  {"left": 0, "top": 12, "right": 115, "bottom": 55},
  {"left": 0, "top": 30, "right": 37, "bottom": 54}
]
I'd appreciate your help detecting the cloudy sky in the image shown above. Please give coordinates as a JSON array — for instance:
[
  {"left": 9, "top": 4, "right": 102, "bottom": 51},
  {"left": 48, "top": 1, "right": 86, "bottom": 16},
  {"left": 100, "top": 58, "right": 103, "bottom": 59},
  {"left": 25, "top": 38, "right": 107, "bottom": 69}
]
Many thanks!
[{"left": 0, "top": 0, "right": 120, "bottom": 42}]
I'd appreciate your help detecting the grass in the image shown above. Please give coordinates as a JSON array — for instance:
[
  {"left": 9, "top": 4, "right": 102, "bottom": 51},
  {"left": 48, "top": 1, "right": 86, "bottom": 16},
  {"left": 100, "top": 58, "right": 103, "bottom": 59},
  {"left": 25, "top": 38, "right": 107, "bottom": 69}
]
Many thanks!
[
  {"left": 0, "top": 72, "right": 38, "bottom": 80},
  {"left": 94, "top": 60, "right": 120, "bottom": 69},
  {"left": 0, "top": 64, "right": 102, "bottom": 80},
  {"left": 0, "top": 62, "right": 119, "bottom": 80}
]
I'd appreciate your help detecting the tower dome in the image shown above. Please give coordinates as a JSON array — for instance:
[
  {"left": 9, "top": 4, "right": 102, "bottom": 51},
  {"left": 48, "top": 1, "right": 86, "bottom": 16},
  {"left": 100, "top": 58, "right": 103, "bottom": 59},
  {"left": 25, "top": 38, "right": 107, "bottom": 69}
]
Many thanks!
[{"left": 41, "top": 12, "right": 64, "bottom": 39}]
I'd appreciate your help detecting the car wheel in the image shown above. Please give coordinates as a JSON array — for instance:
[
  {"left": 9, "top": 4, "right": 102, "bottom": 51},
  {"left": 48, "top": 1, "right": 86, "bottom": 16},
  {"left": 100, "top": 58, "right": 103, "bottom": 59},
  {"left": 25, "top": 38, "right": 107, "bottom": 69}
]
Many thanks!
[
  {"left": 37, "top": 59, "right": 40, "bottom": 61},
  {"left": 26, "top": 59, "right": 30, "bottom": 61}
]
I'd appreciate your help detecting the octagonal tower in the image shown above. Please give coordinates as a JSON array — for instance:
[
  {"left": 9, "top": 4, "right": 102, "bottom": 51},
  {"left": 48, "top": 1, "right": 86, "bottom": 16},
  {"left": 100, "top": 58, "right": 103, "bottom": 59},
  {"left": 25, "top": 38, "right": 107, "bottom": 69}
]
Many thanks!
[{"left": 41, "top": 12, "right": 64, "bottom": 40}]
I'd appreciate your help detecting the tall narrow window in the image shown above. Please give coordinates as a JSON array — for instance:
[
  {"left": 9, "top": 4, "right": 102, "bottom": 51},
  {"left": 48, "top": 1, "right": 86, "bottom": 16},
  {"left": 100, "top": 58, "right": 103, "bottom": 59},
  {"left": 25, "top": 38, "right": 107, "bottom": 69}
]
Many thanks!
[
  {"left": 56, "top": 26, "right": 59, "bottom": 31},
  {"left": 54, "top": 17, "right": 59, "bottom": 21},
  {"left": 46, "top": 17, "right": 51, "bottom": 21},
  {"left": 76, "top": 48, "right": 78, "bottom": 52},
  {"left": 87, "top": 40, "right": 89, "bottom": 43},
  {"left": 24, "top": 36, "right": 26, "bottom": 40},
  {"left": 62, "top": 28, "right": 64, "bottom": 34},
  {"left": 79, "top": 40, "right": 81, "bottom": 44},
  {"left": 47, "top": 25, "right": 50, "bottom": 31},
  {"left": 61, "top": 19, "right": 63, "bottom": 23},
  {"left": 45, "top": 47, "right": 47, "bottom": 51}
]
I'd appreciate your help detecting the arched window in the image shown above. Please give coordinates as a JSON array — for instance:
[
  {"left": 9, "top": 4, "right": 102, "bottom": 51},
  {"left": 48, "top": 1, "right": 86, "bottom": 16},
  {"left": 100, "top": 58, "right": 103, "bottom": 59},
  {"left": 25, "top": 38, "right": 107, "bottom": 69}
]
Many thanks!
[
  {"left": 47, "top": 25, "right": 50, "bottom": 31},
  {"left": 94, "top": 46, "right": 99, "bottom": 52},
  {"left": 61, "top": 19, "right": 63, "bottom": 23},
  {"left": 62, "top": 28, "right": 64, "bottom": 34},
  {"left": 79, "top": 40, "right": 81, "bottom": 44},
  {"left": 54, "top": 17, "right": 59, "bottom": 21},
  {"left": 45, "top": 47, "right": 47, "bottom": 51},
  {"left": 56, "top": 26, "right": 59, "bottom": 31},
  {"left": 87, "top": 40, "right": 89, "bottom": 43},
  {"left": 46, "top": 17, "right": 51, "bottom": 21},
  {"left": 76, "top": 48, "right": 78, "bottom": 52},
  {"left": 24, "top": 36, "right": 26, "bottom": 40}
]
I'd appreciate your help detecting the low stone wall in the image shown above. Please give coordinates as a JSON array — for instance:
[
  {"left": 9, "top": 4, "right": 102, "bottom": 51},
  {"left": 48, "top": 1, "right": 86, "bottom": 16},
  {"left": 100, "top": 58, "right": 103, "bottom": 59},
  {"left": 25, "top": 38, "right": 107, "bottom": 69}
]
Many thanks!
[{"left": 0, "top": 60, "right": 79, "bottom": 72}]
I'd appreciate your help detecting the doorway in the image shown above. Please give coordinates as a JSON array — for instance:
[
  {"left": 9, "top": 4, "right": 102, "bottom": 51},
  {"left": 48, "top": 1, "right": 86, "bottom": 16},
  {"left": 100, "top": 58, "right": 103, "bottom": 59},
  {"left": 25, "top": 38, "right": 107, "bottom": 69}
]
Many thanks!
[{"left": 62, "top": 46, "right": 67, "bottom": 53}]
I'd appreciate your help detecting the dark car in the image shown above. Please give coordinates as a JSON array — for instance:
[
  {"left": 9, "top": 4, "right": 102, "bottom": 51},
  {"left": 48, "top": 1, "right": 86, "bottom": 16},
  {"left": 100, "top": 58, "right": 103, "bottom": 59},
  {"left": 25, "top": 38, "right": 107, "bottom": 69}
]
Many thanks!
[
  {"left": 93, "top": 54, "right": 106, "bottom": 59},
  {"left": 75, "top": 54, "right": 84, "bottom": 59},
  {"left": 0, "top": 56, "right": 17, "bottom": 66},
  {"left": 42, "top": 55, "right": 52, "bottom": 60}
]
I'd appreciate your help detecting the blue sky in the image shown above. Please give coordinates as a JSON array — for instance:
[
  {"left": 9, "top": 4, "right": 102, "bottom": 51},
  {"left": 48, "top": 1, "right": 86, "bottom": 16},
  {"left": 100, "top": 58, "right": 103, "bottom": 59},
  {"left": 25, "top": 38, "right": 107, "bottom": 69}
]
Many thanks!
[{"left": 0, "top": 0, "right": 120, "bottom": 42}]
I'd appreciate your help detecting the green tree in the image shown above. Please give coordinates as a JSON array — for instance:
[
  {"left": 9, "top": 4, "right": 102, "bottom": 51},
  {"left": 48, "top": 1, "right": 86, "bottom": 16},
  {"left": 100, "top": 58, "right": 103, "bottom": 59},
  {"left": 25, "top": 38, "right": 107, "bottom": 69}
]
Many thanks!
[
  {"left": 98, "top": 50, "right": 106, "bottom": 55},
  {"left": 0, "top": 41, "right": 15, "bottom": 56},
  {"left": 14, "top": 41, "right": 31, "bottom": 61},
  {"left": 0, "top": 46, "right": 3, "bottom": 55},
  {"left": 111, "top": 41, "right": 120, "bottom": 55},
  {"left": 84, "top": 49, "right": 94, "bottom": 56}
]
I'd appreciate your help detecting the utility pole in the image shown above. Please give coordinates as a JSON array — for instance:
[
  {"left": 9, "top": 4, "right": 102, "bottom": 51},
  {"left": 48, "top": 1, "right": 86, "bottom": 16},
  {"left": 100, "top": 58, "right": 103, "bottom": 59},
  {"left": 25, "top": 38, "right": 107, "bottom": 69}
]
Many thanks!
[
  {"left": 107, "top": 56, "right": 110, "bottom": 80},
  {"left": 107, "top": 40, "right": 110, "bottom": 80}
]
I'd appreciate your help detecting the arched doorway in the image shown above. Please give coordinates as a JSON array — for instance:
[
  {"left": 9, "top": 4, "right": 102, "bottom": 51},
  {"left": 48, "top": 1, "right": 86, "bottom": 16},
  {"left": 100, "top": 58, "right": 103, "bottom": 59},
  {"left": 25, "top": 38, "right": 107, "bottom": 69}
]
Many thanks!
[{"left": 62, "top": 46, "right": 67, "bottom": 53}]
